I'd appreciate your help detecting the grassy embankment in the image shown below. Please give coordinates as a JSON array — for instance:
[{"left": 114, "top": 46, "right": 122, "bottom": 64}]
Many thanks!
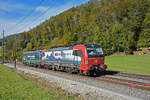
[
  {"left": 0, "top": 65, "right": 79, "bottom": 100},
  {"left": 0, "top": 46, "right": 2, "bottom": 57},
  {"left": 105, "top": 54, "right": 150, "bottom": 75}
]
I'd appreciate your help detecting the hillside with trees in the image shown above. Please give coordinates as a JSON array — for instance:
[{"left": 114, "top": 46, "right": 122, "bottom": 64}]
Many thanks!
[{"left": 4, "top": 0, "right": 150, "bottom": 60}]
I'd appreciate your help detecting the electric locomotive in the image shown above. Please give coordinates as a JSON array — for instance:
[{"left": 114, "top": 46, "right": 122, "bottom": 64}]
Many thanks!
[
  {"left": 41, "top": 43, "right": 107, "bottom": 75},
  {"left": 22, "top": 50, "right": 42, "bottom": 67},
  {"left": 22, "top": 43, "right": 107, "bottom": 75}
]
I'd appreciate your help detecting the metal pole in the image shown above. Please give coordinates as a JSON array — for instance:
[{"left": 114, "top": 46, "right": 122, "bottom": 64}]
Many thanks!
[
  {"left": 2, "top": 30, "right": 4, "bottom": 64},
  {"left": 14, "top": 35, "right": 16, "bottom": 68}
]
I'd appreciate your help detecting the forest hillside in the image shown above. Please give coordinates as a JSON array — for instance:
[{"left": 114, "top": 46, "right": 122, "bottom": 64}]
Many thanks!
[{"left": 3, "top": 0, "right": 150, "bottom": 60}]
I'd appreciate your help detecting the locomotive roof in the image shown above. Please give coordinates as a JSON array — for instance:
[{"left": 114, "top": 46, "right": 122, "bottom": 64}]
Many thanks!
[
  {"left": 48, "top": 46, "right": 72, "bottom": 51},
  {"left": 49, "top": 43, "right": 101, "bottom": 51},
  {"left": 84, "top": 44, "right": 101, "bottom": 47},
  {"left": 23, "top": 43, "right": 101, "bottom": 54},
  {"left": 50, "top": 43, "right": 84, "bottom": 49},
  {"left": 49, "top": 43, "right": 84, "bottom": 51},
  {"left": 23, "top": 50, "right": 42, "bottom": 54}
]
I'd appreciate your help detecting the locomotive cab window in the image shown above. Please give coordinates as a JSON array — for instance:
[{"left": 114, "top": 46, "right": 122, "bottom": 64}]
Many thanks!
[
  {"left": 85, "top": 44, "right": 104, "bottom": 57},
  {"left": 73, "top": 50, "right": 83, "bottom": 57}
]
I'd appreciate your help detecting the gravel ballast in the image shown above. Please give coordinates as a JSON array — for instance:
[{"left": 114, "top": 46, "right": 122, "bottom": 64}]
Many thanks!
[{"left": 4, "top": 63, "right": 150, "bottom": 100}]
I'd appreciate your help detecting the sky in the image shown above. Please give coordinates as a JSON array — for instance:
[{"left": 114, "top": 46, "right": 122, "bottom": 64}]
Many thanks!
[{"left": 0, "top": 0, "right": 89, "bottom": 37}]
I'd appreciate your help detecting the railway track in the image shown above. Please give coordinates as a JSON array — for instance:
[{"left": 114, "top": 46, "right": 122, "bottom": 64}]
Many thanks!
[
  {"left": 72, "top": 74, "right": 150, "bottom": 92},
  {"left": 9, "top": 62, "right": 150, "bottom": 92},
  {"left": 95, "top": 76, "right": 150, "bottom": 92},
  {"left": 103, "top": 70, "right": 150, "bottom": 81},
  {"left": 115, "top": 72, "right": 150, "bottom": 81}
]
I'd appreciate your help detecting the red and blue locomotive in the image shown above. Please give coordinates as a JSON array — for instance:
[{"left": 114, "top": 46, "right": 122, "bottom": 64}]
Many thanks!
[{"left": 23, "top": 43, "right": 107, "bottom": 75}]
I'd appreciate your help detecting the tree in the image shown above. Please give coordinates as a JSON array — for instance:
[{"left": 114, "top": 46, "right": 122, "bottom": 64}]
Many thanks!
[
  {"left": 138, "top": 9, "right": 150, "bottom": 47},
  {"left": 26, "top": 43, "right": 33, "bottom": 51},
  {"left": 4, "top": 0, "right": 150, "bottom": 60}
]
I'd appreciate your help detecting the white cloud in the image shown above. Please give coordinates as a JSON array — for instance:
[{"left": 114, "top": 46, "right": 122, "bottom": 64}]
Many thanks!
[
  {"left": 28, "top": 1, "right": 78, "bottom": 29},
  {"left": 0, "top": 18, "right": 15, "bottom": 37},
  {"left": 0, "top": 17, "right": 30, "bottom": 37},
  {"left": 0, "top": 0, "right": 89, "bottom": 37},
  {"left": 35, "top": 6, "right": 49, "bottom": 12},
  {"left": 5, "top": 1, "right": 77, "bottom": 35}
]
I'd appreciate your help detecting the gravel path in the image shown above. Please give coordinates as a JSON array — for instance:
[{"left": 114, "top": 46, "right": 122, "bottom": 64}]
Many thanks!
[{"left": 4, "top": 63, "right": 150, "bottom": 100}]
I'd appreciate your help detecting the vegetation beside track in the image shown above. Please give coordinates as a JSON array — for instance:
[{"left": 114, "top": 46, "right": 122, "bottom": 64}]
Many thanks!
[
  {"left": 0, "top": 46, "right": 2, "bottom": 57},
  {"left": 105, "top": 54, "right": 150, "bottom": 75},
  {"left": 3, "top": 0, "right": 150, "bottom": 60},
  {"left": 0, "top": 65, "right": 79, "bottom": 100}
]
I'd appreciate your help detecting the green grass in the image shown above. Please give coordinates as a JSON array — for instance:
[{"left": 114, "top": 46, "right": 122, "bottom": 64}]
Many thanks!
[
  {"left": 0, "top": 65, "right": 79, "bottom": 100},
  {"left": 0, "top": 46, "right": 2, "bottom": 57},
  {"left": 105, "top": 54, "right": 150, "bottom": 75}
]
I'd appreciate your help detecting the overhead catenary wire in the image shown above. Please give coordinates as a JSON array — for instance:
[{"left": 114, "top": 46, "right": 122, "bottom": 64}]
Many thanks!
[
  {"left": 16, "top": 6, "right": 52, "bottom": 32},
  {"left": 26, "top": 0, "right": 79, "bottom": 30},
  {"left": 11, "top": 1, "right": 59, "bottom": 46},
  {"left": 9, "top": 0, "right": 89, "bottom": 34},
  {"left": 13, "top": 0, "right": 88, "bottom": 33},
  {"left": 15, "top": 1, "right": 58, "bottom": 33},
  {"left": 8, "top": 0, "right": 45, "bottom": 33}
]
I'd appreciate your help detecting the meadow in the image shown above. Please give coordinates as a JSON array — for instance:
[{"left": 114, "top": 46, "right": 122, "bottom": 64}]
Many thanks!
[
  {"left": 0, "top": 65, "right": 78, "bottom": 100},
  {"left": 0, "top": 46, "right": 2, "bottom": 57},
  {"left": 105, "top": 54, "right": 150, "bottom": 75}
]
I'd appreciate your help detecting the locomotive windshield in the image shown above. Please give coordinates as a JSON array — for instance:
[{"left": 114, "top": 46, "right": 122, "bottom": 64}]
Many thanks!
[{"left": 85, "top": 44, "right": 103, "bottom": 58}]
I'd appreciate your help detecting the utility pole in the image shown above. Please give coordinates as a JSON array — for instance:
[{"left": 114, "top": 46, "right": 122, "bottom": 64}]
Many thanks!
[
  {"left": 14, "top": 35, "right": 16, "bottom": 69},
  {"left": 2, "top": 30, "right": 4, "bottom": 64}
]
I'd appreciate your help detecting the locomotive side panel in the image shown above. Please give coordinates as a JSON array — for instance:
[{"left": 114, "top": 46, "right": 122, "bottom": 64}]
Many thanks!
[
  {"left": 73, "top": 44, "right": 88, "bottom": 72},
  {"left": 43, "top": 49, "right": 81, "bottom": 65},
  {"left": 22, "top": 51, "right": 41, "bottom": 66}
]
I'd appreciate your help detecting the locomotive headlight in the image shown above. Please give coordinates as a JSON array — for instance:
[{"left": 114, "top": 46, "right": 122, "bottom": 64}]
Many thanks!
[{"left": 85, "top": 59, "right": 88, "bottom": 65}]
